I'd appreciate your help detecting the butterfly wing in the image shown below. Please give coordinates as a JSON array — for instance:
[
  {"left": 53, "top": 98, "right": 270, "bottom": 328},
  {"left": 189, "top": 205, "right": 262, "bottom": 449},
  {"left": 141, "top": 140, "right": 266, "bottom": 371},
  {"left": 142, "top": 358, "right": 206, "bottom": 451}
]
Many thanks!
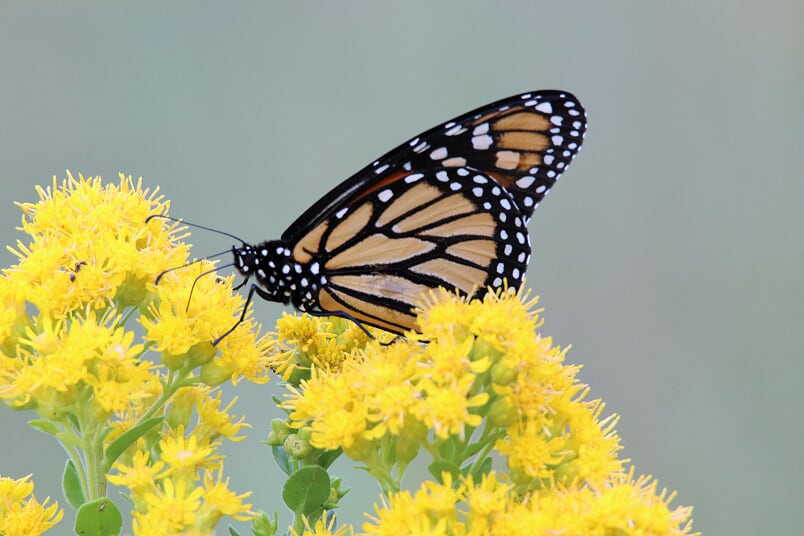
[
  {"left": 279, "top": 90, "right": 586, "bottom": 333},
  {"left": 282, "top": 90, "right": 586, "bottom": 243}
]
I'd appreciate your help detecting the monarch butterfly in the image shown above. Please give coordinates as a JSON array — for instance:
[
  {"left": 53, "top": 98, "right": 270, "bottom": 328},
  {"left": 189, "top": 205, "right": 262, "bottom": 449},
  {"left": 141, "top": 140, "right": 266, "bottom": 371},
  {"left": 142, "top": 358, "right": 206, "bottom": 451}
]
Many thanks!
[{"left": 205, "top": 90, "right": 586, "bottom": 343}]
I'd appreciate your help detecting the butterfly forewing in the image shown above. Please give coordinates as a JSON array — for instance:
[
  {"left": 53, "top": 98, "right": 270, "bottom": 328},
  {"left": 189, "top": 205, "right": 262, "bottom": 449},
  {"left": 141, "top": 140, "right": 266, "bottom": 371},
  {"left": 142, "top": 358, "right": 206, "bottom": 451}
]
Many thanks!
[{"left": 282, "top": 90, "right": 586, "bottom": 242}]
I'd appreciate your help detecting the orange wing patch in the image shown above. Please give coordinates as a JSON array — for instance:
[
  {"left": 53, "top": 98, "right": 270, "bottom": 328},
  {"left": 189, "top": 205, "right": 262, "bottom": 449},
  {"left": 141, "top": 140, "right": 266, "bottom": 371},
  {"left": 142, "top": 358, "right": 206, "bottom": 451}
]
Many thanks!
[
  {"left": 325, "top": 234, "right": 435, "bottom": 270},
  {"left": 392, "top": 193, "right": 477, "bottom": 234},
  {"left": 445, "top": 239, "right": 496, "bottom": 267},
  {"left": 410, "top": 258, "right": 486, "bottom": 294},
  {"left": 320, "top": 274, "right": 430, "bottom": 332},
  {"left": 327, "top": 202, "right": 375, "bottom": 251},
  {"left": 493, "top": 110, "right": 550, "bottom": 132},
  {"left": 375, "top": 182, "right": 442, "bottom": 227},
  {"left": 420, "top": 212, "right": 496, "bottom": 239}
]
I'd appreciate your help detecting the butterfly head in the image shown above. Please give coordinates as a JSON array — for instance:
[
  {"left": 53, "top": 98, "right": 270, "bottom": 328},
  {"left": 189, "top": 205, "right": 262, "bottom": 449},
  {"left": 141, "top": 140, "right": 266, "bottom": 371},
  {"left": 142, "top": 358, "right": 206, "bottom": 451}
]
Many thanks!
[{"left": 232, "top": 239, "right": 299, "bottom": 305}]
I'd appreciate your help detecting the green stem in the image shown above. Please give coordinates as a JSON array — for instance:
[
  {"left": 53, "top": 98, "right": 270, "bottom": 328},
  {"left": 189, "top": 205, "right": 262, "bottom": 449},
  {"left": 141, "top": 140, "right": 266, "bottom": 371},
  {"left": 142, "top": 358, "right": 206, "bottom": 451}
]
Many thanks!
[
  {"left": 71, "top": 388, "right": 106, "bottom": 500},
  {"left": 291, "top": 512, "right": 305, "bottom": 535}
]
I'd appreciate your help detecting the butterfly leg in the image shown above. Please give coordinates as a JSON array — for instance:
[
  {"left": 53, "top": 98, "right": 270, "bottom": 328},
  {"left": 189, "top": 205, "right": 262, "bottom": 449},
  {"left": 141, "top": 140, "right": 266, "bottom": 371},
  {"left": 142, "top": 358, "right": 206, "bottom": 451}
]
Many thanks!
[
  {"left": 304, "top": 308, "right": 376, "bottom": 340},
  {"left": 212, "top": 283, "right": 275, "bottom": 346}
]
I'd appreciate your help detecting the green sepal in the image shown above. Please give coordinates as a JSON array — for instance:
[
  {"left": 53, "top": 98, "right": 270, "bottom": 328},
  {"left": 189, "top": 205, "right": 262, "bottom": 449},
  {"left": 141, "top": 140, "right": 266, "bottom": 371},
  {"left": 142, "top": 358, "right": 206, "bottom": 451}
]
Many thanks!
[
  {"left": 317, "top": 447, "right": 343, "bottom": 469},
  {"left": 250, "top": 511, "right": 278, "bottom": 536},
  {"left": 272, "top": 446, "right": 293, "bottom": 476}
]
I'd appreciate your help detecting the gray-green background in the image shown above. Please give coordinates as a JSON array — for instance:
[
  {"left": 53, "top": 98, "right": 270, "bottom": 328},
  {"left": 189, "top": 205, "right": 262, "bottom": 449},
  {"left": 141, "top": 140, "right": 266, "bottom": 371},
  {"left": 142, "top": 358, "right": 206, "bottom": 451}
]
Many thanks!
[{"left": 1, "top": 2, "right": 801, "bottom": 534}]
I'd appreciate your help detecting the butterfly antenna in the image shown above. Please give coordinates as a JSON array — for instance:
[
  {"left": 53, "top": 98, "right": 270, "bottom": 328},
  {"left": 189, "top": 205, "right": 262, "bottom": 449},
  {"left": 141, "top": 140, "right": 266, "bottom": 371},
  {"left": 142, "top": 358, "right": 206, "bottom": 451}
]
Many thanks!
[
  {"left": 186, "top": 262, "right": 235, "bottom": 312},
  {"left": 154, "top": 249, "right": 230, "bottom": 284},
  {"left": 146, "top": 214, "right": 247, "bottom": 245}
]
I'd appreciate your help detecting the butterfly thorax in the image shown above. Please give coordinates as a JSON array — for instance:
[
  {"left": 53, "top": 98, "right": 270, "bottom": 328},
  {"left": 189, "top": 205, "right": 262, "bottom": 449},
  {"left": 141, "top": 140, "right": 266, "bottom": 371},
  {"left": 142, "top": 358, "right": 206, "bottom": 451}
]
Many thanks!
[{"left": 232, "top": 240, "right": 322, "bottom": 310}]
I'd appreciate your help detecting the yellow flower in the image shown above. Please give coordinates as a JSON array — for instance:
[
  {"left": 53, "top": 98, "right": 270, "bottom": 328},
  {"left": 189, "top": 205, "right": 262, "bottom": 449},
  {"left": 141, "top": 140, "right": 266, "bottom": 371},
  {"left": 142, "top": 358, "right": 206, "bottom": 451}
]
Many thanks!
[
  {"left": 269, "top": 313, "right": 385, "bottom": 383},
  {"left": 1, "top": 309, "right": 153, "bottom": 423},
  {"left": 460, "top": 471, "right": 510, "bottom": 526},
  {"left": 412, "top": 376, "right": 488, "bottom": 440},
  {"left": 194, "top": 389, "right": 251, "bottom": 442},
  {"left": 364, "top": 470, "right": 698, "bottom": 536},
  {"left": 0, "top": 474, "right": 63, "bottom": 535},
  {"left": 133, "top": 478, "right": 204, "bottom": 534},
  {"left": 198, "top": 471, "right": 254, "bottom": 524},
  {"left": 291, "top": 511, "right": 353, "bottom": 536},
  {"left": 8, "top": 173, "right": 185, "bottom": 320},
  {"left": 108, "top": 450, "right": 168, "bottom": 500},
  {"left": 363, "top": 490, "right": 449, "bottom": 536},
  {"left": 141, "top": 264, "right": 271, "bottom": 384},
  {"left": 159, "top": 425, "right": 222, "bottom": 478}
]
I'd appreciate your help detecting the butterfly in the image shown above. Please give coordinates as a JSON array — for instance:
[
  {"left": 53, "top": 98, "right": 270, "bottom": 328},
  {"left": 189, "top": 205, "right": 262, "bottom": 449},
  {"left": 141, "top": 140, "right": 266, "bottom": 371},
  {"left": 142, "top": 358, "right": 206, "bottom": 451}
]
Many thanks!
[{"left": 219, "top": 90, "right": 586, "bottom": 342}]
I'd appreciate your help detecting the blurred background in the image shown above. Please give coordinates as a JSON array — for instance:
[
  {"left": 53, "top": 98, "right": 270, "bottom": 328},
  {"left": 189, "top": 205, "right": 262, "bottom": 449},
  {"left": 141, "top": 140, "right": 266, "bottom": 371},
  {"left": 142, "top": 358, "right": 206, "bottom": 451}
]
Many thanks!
[{"left": 1, "top": 2, "right": 801, "bottom": 534}]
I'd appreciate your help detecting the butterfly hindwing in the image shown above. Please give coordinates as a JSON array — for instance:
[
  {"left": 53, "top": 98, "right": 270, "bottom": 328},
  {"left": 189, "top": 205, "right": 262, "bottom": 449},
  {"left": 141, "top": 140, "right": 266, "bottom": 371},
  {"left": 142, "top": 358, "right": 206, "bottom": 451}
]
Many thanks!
[{"left": 291, "top": 166, "right": 531, "bottom": 333}]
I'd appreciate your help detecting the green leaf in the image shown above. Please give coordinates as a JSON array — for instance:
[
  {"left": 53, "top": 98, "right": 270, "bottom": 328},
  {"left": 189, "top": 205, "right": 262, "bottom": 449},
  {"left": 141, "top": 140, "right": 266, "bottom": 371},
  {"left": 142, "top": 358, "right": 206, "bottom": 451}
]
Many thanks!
[
  {"left": 74, "top": 498, "right": 123, "bottom": 536},
  {"left": 465, "top": 456, "right": 493, "bottom": 481},
  {"left": 317, "top": 448, "right": 343, "bottom": 469},
  {"left": 478, "top": 456, "right": 493, "bottom": 476},
  {"left": 103, "top": 416, "right": 162, "bottom": 469},
  {"left": 461, "top": 440, "right": 487, "bottom": 458},
  {"left": 428, "top": 460, "right": 460, "bottom": 483},
  {"left": 282, "top": 465, "right": 330, "bottom": 516},
  {"left": 28, "top": 419, "right": 60, "bottom": 435},
  {"left": 272, "top": 446, "right": 292, "bottom": 476},
  {"left": 227, "top": 527, "right": 241, "bottom": 536},
  {"left": 62, "top": 460, "right": 85, "bottom": 510}
]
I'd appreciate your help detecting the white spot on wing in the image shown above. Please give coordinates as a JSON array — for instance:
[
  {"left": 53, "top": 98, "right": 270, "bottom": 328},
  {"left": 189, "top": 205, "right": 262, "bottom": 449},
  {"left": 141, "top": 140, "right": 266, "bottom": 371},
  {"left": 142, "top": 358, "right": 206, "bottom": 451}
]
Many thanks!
[
  {"left": 430, "top": 147, "right": 448, "bottom": 160},
  {"left": 445, "top": 124, "right": 466, "bottom": 136},
  {"left": 472, "top": 134, "right": 493, "bottom": 150},
  {"left": 535, "top": 102, "right": 552, "bottom": 114},
  {"left": 473, "top": 123, "right": 489, "bottom": 135}
]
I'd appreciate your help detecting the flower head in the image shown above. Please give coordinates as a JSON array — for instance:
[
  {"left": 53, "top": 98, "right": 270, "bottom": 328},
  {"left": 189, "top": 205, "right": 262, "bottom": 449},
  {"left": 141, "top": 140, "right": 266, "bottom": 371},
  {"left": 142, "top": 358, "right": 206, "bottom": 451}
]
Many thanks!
[{"left": 0, "top": 474, "right": 63, "bottom": 535}]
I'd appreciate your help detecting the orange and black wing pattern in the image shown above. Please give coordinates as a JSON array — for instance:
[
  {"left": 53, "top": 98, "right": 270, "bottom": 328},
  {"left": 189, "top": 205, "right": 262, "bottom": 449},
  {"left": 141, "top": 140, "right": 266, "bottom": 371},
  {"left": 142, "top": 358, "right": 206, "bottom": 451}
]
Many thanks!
[{"left": 233, "top": 90, "right": 586, "bottom": 335}]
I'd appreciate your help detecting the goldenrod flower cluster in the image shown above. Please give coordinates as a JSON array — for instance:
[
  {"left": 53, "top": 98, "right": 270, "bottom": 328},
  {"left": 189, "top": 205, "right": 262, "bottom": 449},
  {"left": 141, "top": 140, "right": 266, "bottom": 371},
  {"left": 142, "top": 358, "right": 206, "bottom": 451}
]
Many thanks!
[
  {"left": 0, "top": 174, "right": 269, "bottom": 533},
  {"left": 363, "top": 469, "right": 696, "bottom": 535},
  {"left": 273, "top": 289, "right": 698, "bottom": 535},
  {"left": 0, "top": 174, "right": 698, "bottom": 535}
]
